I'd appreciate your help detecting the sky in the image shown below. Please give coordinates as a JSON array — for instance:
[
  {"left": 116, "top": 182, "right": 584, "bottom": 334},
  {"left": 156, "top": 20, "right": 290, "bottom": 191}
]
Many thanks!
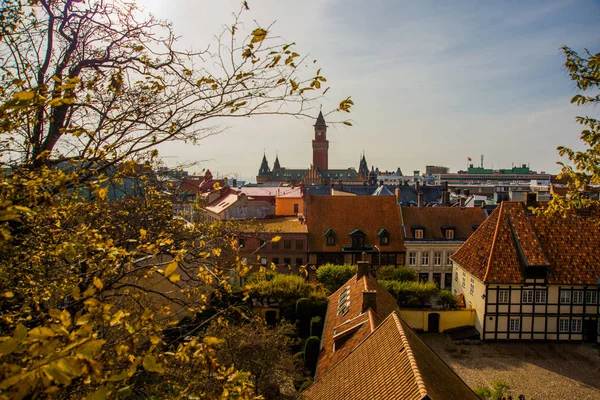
[{"left": 138, "top": 0, "right": 600, "bottom": 182}]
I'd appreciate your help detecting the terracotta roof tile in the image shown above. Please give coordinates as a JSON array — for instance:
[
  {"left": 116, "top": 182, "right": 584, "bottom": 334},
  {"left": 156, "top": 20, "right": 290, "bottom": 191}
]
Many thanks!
[
  {"left": 401, "top": 206, "right": 487, "bottom": 240},
  {"left": 303, "top": 311, "right": 478, "bottom": 400},
  {"left": 306, "top": 196, "right": 405, "bottom": 252},
  {"left": 452, "top": 201, "right": 600, "bottom": 285}
]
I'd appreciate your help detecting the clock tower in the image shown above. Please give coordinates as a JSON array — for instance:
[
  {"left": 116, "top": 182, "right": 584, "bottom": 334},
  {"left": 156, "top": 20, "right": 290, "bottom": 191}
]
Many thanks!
[{"left": 312, "top": 111, "right": 329, "bottom": 171}]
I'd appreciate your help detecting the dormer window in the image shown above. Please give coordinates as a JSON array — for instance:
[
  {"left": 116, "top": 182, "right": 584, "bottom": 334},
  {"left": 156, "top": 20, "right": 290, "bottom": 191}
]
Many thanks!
[
  {"left": 441, "top": 225, "right": 455, "bottom": 240},
  {"left": 415, "top": 229, "right": 424, "bottom": 239},
  {"left": 446, "top": 229, "right": 454, "bottom": 239},
  {"left": 349, "top": 229, "right": 366, "bottom": 249},
  {"left": 378, "top": 228, "right": 390, "bottom": 246},
  {"left": 325, "top": 229, "right": 336, "bottom": 246}
]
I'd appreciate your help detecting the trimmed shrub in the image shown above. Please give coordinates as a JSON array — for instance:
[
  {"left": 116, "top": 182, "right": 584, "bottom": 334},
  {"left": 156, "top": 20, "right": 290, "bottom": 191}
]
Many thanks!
[
  {"left": 296, "top": 298, "right": 312, "bottom": 337},
  {"left": 304, "top": 336, "right": 320, "bottom": 376},
  {"left": 379, "top": 280, "right": 439, "bottom": 307},
  {"left": 281, "top": 306, "right": 296, "bottom": 322},
  {"left": 244, "top": 274, "right": 328, "bottom": 303},
  {"left": 310, "top": 316, "right": 323, "bottom": 338},
  {"left": 437, "top": 290, "right": 458, "bottom": 309},
  {"left": 245, "top": 269, "right": 278, "bottom": 284},
  {"left": 377, "top": 265, "right": 417, "bottom": 282},
  {"left": 316, "top": 263, "right": 357, "bottom": 293}
]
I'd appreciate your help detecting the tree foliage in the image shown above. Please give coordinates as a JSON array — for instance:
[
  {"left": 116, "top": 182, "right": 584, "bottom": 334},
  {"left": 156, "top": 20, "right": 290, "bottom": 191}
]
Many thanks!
[
  {"left": 0, "top": 0, "right": 352, "bottom": 172},
  {"left": 0, "top": 1, "right": 352, "bottom": 398},
  {"left": 379, "top": 280, "right": 439, "bottom": 307},
  {"left": 202, "top": 318, "right": 303, "bottom": 399},
  {"left": 315, "top": 263, "right": 357, "bottom": 293},
  {"left": 437, "top": 290, "right": 459, "bottom": 309},
  {"left": 545, "top": 47, "right": 600, "bottom": 215},
  {"left": 244, "top": 274, "right": 328, "bottom": 303},
  {"left": 377, "top": 265, "right": 417, "bottom": 282}
]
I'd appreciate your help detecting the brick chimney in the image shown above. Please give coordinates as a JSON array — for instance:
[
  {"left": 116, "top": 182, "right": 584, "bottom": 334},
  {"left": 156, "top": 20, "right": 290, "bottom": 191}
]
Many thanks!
[
  {"left": 357, "top": 253, "right": 370, "bottom": 280},
  {"left": 395, "top": 188, "right": 400, "bottom": 205},
  {"left": 418, "top": 192, "right": 423, "bottom": 208},
  {"left": 362, "top": 290, "right": 377, "bottom": 313}
]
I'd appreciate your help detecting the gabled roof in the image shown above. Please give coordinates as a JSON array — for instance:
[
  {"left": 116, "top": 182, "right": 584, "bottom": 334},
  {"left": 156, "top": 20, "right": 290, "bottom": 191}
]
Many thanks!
[
  {"left": 306, "top": 196, "right": 405, "bottom": 252},
  {"left": 304, "top": 270, "right": 478, "bottom": 400},
  {"left": 402, "top": 206, "right": 487, "bottom": 240},
  {"left": 372, "top": 185, "right": 394, "bottom": 196},
  {"left": 451, "top": 201, "right": 600, "bottom": 284},
  {"left": 258, "top": 154, "right": 270, "bottom": 176}
]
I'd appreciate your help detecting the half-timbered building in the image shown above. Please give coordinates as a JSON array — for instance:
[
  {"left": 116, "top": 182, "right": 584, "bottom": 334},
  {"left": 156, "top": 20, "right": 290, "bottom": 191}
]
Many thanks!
[{"left": 451, "top": 201, "right": 600, "bottom": 342}]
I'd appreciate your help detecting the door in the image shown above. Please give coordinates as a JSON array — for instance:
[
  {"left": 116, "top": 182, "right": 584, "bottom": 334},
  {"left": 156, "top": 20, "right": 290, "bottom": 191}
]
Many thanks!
[
  {"left": 583, "top": 319, "right": 597, "bottom": 343},
  {"left": 428, "top": 313, "right": 441, "bottom": 333},
  {"left": 444, "top": 273, "right": 452, "bottom": 289}
]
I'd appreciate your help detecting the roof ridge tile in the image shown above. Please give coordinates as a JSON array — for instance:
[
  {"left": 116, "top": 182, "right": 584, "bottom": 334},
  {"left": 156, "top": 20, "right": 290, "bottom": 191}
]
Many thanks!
[{"left": 392, "top": 312, "right": 429, "bottom": 399}]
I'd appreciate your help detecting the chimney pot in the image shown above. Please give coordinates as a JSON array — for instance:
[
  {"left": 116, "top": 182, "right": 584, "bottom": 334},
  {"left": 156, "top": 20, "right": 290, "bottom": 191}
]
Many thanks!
[
  {"left": 418, "top": 192, "right": 424, "bottom": 208},
  {"left": 459, "top": 197, "right": 466, "bottom": 208}
]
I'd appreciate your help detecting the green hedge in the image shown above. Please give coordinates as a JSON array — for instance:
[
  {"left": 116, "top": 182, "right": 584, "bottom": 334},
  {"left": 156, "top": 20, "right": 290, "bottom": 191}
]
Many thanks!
[
  {"left": 244, "top": 273, "right": 328, "bottom": 303},
  {"left": 315, "top": 263, "right": 357, "bottom": 293},
  {"left": 379, "top": 280, "right": 439, "bottom": 306},
  {"left": 304, "top": 336, "right": 320, "bottom": 376}
]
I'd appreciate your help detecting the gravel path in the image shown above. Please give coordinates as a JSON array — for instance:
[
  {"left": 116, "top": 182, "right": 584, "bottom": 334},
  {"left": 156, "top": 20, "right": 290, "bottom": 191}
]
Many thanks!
[{"left": 422, "top": 334, "right": 600, "bottom": 400}]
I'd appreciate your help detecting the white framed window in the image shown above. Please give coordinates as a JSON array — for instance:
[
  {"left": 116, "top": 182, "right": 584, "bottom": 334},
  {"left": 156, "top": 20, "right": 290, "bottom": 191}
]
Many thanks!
[
  {"left": 434, "top": 252, "right": 442, "bottom": 266},
  {"left": 446, "top": 252, "right": 453, "bottom": 266},
  {"left": 535, "top": 290, "right": 547, "bottom": 304},
  {"left": 421, "top": 252, "right": 429, "bottom": 266},
  {"left": 586, "top": 291, "right": 598, "bottom": 305},
  {"left": 571, "top": 318, "right": 582, "bottom": 333},
  {"left": 573, "top": 290, "right": 584, "bottom": 304},
  {"left": 509, "top": 317, "right": 520, "bottom": 332},
  {"left": 415, "top": 229, "right": 424, "bottom": 239},
  {"left": 559, "top": 318, "right": 569, "bottom": 333},
  {"left": 408, "top": 252, "right": 416, "bottom": 266},
  {"left": 521, "top": 289, "right": 533, "bottom": 304},
  {"left": 445, "top": 229, "right": 455, "bottom": 239},
  {"left": 469, "top": 278, "right": 475, "bottom": 295},
  {"left": 462, "top": 272, "right": 466, "bottom": 288},
  {"left": 454, "top": 268, "right": 459, "bottom": 282},
  {"left": 498, "top": 289, "right": 509, "bottom": 304},
  {"left": 560, "top": 290, "right": 571, "bottom": 304}
]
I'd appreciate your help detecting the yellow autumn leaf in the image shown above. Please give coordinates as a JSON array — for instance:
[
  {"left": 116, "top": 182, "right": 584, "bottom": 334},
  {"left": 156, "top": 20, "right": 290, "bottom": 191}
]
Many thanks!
[
  {"left": 93, "top": 276, "right": 103, "bottom": 290},
  {"left": 212, "top": 248, "right": 222, "bottom": 257},
  {"left": 2, "top": 291, "right": 14, "bottom": 298},
  {"left": 250, "top": 28, "right": 267, "bottom": 43},
  {"left": 14, "top": 323, "right": 27, "bottom": 342},
  {"left": 203, "top": 336, "right": 223, "bottom": 346},
  {"left": 164, "top": 261, "right": 177, "bottom": 277},
  {"left": 48, "top": 98, "right": 63, "bottom": 106},
  {"left": 168, "top": 273, "right": 180, "bottom": 283},
  {"left": 139, "top": 229, "right": 147, "bottom": 239},
  {"left": 271, "top": 235, "right": 281, "bottom": 243},
  {"left": 142, "top": 354, "right": 165, "bottom": 373},
  {"left": 0, "top": 338, "right": 18, "bottom": 357},
  {"left": 14, "top": 91, "right": 35, "bottom": 101},
  {"left": 28, "top": 327, "right": 56, "bottom": 339}
]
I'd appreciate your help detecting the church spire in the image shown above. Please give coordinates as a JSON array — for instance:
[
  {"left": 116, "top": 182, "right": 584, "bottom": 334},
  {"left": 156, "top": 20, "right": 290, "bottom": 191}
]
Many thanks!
[
  {"left": 273, "top": 154, "right": 281, "bottom": 171},
  {"left": 258, "top": 153, "right": 270, "bottom": 176},
  {"left": 314, "top": 110, "right": 327, "bottom": 127}
]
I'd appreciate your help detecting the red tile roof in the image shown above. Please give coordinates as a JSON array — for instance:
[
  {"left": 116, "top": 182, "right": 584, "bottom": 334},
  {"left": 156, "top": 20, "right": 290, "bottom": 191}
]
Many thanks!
[
  {"left": 306, "top": 196, "right": 405, "bottom": 252},
  {"left": 401, "top": 206, "right": 487, "bottom": 240},
  {"left": 452, "top": 201, "right": 600, "bottom": 284},
  {"left": 303, "top": 310, "right": 478, "bottom": 400}
]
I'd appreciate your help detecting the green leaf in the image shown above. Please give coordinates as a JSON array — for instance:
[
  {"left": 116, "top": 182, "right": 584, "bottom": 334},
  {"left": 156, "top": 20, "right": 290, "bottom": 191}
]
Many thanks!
[{"left": 143, "top": 354, "right": 165, "bottom": 373}]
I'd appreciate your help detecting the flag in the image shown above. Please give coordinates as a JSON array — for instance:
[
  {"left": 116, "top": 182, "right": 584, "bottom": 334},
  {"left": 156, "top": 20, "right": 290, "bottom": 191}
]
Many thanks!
[{"left": 468, "top": 157, "right": 472, "bottom": 161}]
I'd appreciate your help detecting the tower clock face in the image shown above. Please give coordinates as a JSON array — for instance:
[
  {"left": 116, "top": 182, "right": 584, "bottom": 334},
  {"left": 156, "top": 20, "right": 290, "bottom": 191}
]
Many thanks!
[{"left": 317, "top": 131, "right": 322, "bottom": 137}]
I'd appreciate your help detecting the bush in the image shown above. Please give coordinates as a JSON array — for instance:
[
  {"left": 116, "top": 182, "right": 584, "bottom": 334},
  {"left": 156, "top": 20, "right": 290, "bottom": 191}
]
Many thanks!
[
  {"left": 299, "top": 380, "right": 313, "bottom": 392},
  {"left": 281, "top": 306, "right": 296, "bottom": 322},
  {"left": 245, "top": 269, "right": 278, "bottom": 284},
  {"left": 377, "top": 265, "right": 417, "bottom": 282},
  {"left": 437, "top": 290, "right": 458, "bottom": 309},
  {"left": 474, "top": 380, "right": 511, "bottom": 400},
  {"left": 304, "top": 336, "right": 320, "bottom": 376},
  {"left": 296, "top": 298, "right": 312, "bottom": 337},
  {"left": 316, "top": 263, "right": 357, "bottom": 293},
  {"left": 310, "top": 316, "right": 323, "bottom": 338},
  {"left": 244, "top": 274, "right": 328, "bottom": 303},
  {"left": 379, "top": 280, "right": 439, "bottom": 307}
]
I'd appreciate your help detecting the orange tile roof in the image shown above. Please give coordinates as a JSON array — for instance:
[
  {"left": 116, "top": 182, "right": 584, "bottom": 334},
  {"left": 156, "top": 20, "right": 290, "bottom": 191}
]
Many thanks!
[
  {"left": 303, "top": 311, "right": 478, "bottom": 400},
  {"left": 401, "top": 206, "right": 487, "bottom": 240},
  {"left": 239, "top": 216, "right": 308, "bottom": 233},
  {"left": 452, "top": 201, "right": 600, "bottom": 284},
  {"left": 306, "top": 196, "right": 405, "bottom": 252}
]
